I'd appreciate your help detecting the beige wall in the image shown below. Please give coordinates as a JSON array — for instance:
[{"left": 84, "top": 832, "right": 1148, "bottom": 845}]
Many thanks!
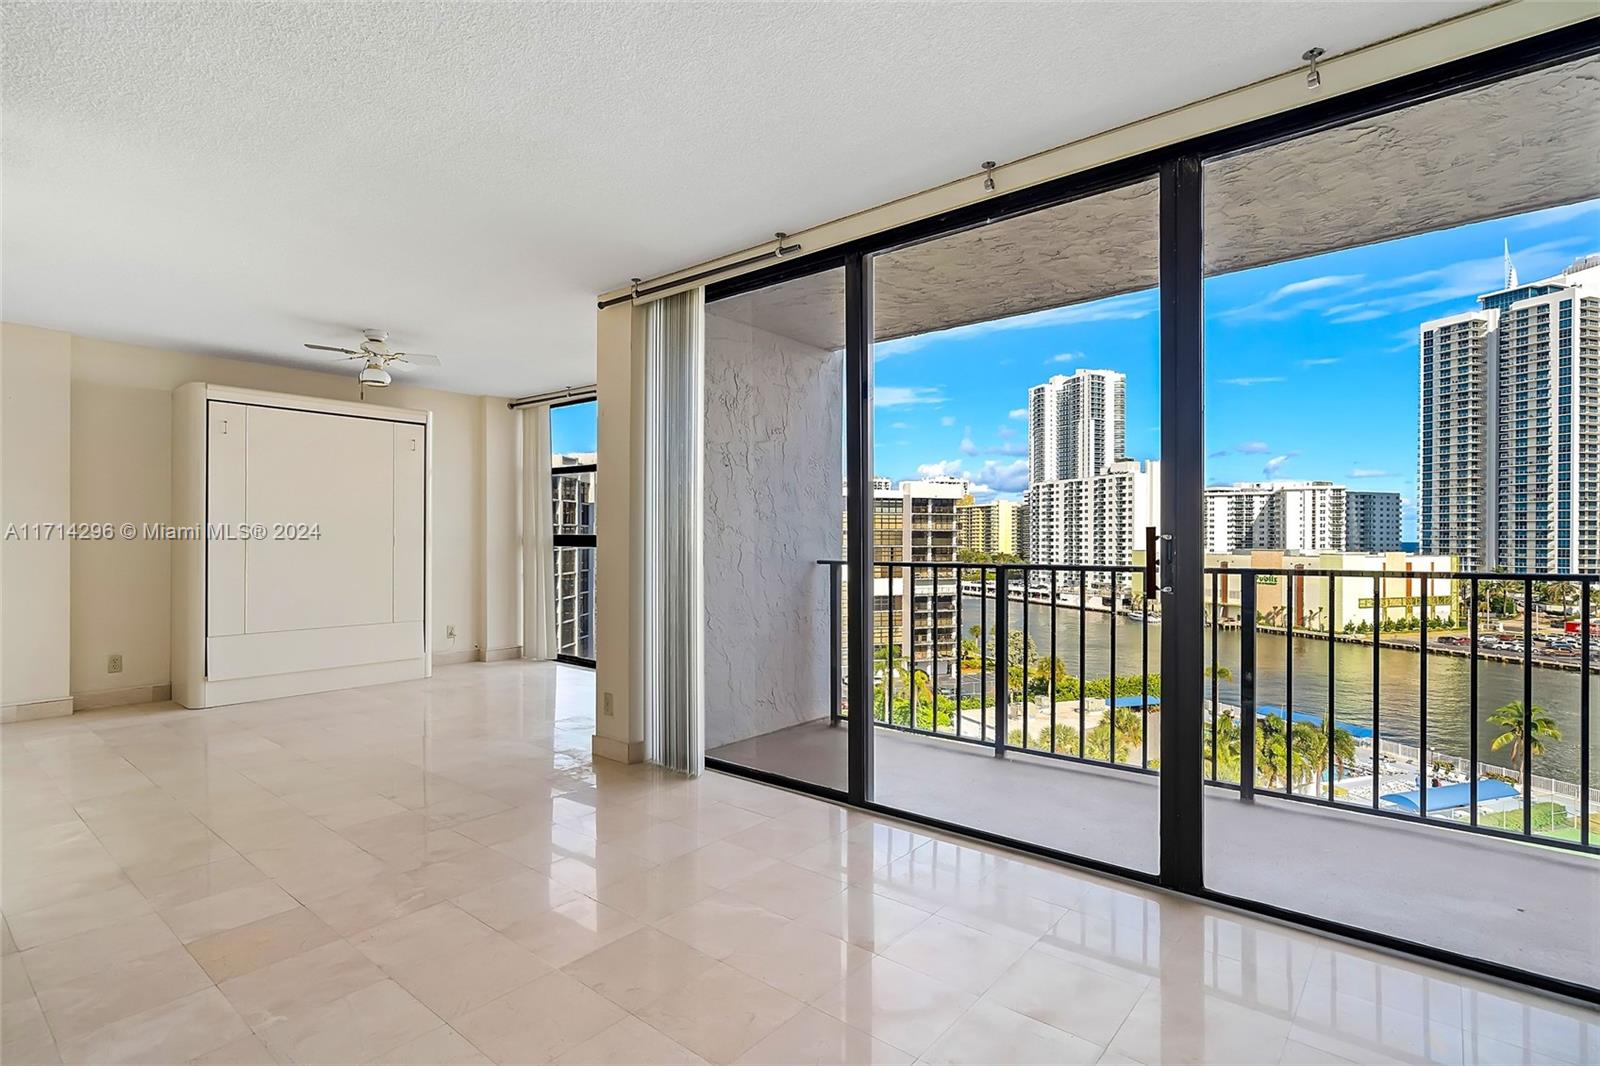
[
  {"left": 592, "top": 303, "right": 644, "bottom": 762},
  {"left": 2, "top": 324, "right": 74, "bottom": 715},
  {"left": 479, "top": 397, "right": 522, "bottom": 657},
  {"left": 3, "top": 322, "right": 523, "bottom": 704}
]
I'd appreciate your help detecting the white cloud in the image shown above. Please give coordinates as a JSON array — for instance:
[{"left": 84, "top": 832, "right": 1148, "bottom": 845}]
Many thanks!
[
  {"left": 914, "top": 458, "right": 1028, "bottom": 497},
  {"left": 1321, "top": 237, "right": 1588, "bottom": 324},
  {"left": 1511, "top": 198, "right": 1600, "bottom": 231},
  {"left": 959, "top": 429, "right": 978, "bottom": 456},
  {"left": 1299, "top": 357, "right": 1340, "bottom": 367},
  {"left": 1263, "top": 454, "right": 1295, "bottom": 476},
  {"left": 1219, "top": 274, "right": 1362, "bottom": 322},
  {"left": 940, "top": 415, "right": 957, "bottom": 427},
  {"left": 1008, "top": 408, "right": 1028, "bottom": 420},
  {"left": 916, "top": 460, "right": 965, "bottom": 479},
  {"left": 1349, "top": 468, "right": 1392, "bottom": 478},
  {"left": 1236, "top": 441, "right": 1270, "bottom": 455},
  {"left": 1222, "top": 376, "right": 1286, "bottom": 387},
  {"left": 1049, "top": 352, "right": 1083, "bottom": 364},
  {"left": 874, "top": 385, "right": 944, "bottom": 407},
  {"left": 889, "top": 421, "right": 912, "bottom": 430}
]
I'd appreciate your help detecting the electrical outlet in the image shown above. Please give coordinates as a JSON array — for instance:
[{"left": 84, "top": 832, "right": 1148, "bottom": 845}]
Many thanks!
[
  {"left": 446, "top": 624, "right": 456, "bottom": 641},
  {"left": 107, "top": 654, "right": 124, "bottom": 674},
  {"left": 603, "top": 692, "right": 614, "bottom": 717}
]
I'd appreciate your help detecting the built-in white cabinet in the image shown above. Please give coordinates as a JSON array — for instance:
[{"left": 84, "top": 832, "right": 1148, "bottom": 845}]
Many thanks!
[{"left": 172, "top": 384, "right": 431, "bottom": 707}]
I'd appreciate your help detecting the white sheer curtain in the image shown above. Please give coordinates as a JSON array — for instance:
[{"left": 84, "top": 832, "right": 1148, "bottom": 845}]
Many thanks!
[
  {"left": 643, "top": 289, "right": 705, "bottom": 775},
  {"left": 521, "top": 404, "right": 558, "bottom": 661}
]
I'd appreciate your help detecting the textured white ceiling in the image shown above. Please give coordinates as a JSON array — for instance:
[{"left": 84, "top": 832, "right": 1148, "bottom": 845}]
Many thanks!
[{"left": 1, "top": 1, "right": 1488, "bottom": 396}]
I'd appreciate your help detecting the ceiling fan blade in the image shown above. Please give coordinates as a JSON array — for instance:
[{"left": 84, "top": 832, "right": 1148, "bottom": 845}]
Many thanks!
[
  {"left": 305, "top": 343, "right": 361, "bottom": 355},
  {"left": 393, "top": 352, "right": 440, "bottom": 367}
]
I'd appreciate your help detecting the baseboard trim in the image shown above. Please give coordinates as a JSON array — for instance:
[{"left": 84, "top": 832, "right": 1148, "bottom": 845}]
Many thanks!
[
  {"left": 477, "top": 646, "right": 523, "bottom": 663},
  {"left": 1, "top": 697, "right": 75, "bottom": 723},
  {"left": 72, "top": 684, "right": 174, "bottom": 711},
  {"left": 592, "top": 734, "right": 645, "bottom": 765},
  {"left": 433, "top": 649, "right": 477, "bottom": 666}
]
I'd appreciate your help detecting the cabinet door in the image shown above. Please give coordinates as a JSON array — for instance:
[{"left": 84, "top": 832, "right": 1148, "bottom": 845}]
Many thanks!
[
  {"left": 243, "top": 406, "right": 393, "bottom": 633},
  {"left": 392, "top": 424, "right": 425, "bottom": 624},
  {"left": 206, "top": 402, "right": 248, "bottom": 637}
]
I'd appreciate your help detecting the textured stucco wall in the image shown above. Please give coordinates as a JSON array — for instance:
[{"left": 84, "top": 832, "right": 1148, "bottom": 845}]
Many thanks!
[{"left": 702, "top": 310, "right": 842, "bottom": 749}]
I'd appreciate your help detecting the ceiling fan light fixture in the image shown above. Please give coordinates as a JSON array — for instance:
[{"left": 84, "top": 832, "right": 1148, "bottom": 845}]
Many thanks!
[{"left": 359, "top": 365, "right": 392, "bottom": 388}]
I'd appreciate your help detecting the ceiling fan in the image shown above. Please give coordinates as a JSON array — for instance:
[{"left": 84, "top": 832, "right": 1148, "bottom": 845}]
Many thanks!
[{"left": 305, "top": 329, "right": 440, "bottom": 388}]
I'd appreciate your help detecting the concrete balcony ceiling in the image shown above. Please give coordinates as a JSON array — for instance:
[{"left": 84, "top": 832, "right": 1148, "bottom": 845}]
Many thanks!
[{"left": 715, "top": 56, "right": 1598, "bottom": 352}]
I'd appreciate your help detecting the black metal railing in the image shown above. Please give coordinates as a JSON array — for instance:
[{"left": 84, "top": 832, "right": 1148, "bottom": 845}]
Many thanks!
[{"left": 820, "top": 559, "right": 1597, "bottom": 855}]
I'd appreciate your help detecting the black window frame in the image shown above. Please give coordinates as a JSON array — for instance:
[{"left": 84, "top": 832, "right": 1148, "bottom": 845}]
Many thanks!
[
  {"left": 551, "top": 398, "right": 598, "bottom": 668},
  {"left": 698, "top": 19, "right": 1600, "bottom": 1005}
]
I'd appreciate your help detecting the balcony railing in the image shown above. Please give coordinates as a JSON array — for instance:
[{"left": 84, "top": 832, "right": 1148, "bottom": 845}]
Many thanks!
[{"left": 820, "top": 559, "right": 1598, "bottom": 855}]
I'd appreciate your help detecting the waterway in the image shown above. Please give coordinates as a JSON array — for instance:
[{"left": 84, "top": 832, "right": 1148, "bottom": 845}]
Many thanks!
[{"left": 957, "top": 594, "right": 1595, "bottom": 784}]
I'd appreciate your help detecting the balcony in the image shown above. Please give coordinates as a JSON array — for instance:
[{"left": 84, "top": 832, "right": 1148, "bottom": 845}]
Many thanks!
[{"left": 707, "top": 560, "right": 1599, "bottom": 990}]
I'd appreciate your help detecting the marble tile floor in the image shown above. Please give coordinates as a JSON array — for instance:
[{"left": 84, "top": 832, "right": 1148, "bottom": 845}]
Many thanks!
[{"left": 0, "top": 661, "right": 1593, "bottom": 1065}]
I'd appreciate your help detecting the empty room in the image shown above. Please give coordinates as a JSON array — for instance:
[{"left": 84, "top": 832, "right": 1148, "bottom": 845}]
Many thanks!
[{"left": 1, "top": 3, "right": 1596, "bottom": 1064}]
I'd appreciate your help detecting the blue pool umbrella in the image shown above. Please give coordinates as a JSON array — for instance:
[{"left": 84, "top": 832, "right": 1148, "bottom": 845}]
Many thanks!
[
  {"left": 1256, "top": 704, "right": 1374, "bottom": 740},
  {"left": 1380, "top": 779, "right": 1518, "bottom": 814}
]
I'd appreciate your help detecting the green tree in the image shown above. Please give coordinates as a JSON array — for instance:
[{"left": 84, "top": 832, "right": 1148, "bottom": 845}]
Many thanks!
[
  {"left": 1488, "top": 701, "right": 1562, "bottom": 769},
  {"left": 1085, "top": 704, "right": 1144, "bottom": 764}
]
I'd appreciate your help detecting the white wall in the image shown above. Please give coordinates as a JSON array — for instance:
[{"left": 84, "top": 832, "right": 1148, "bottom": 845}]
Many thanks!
[
  {"left": 2, "top": 323, "right": 521, "bottom": 704},
  {"left": 1, "top": 324, "right": 74, "bottom": 716},
  {"left": 702, "top": 311, "right": 842, "bottom": 748}
]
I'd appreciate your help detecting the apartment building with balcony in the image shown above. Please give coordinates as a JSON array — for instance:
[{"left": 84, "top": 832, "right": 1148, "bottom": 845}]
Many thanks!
[
  {"left": 1346, "top": 489, "right": 1404, "bottom": 551},
  {"left": 956, "top": 496, "right": 1026, "bottom": 557},
  {"left": 1419, "top": 254, "right": 1600, "bottom": 572},
  {"left": 1201, "top": 480, "right": 1349, "bottom": 553}
]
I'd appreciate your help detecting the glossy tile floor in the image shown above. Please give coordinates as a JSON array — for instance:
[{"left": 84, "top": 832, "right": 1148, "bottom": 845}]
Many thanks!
[
  {"left": 712, "top": 719, "right": 1599, "bottom": 987},
  {"left": 1, "top": 663, "right": 1594, "bottom": 1065}
]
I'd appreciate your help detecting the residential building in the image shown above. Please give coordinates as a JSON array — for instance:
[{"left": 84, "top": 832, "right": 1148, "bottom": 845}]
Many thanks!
[
  {"left": 1346, "top": 490, "right": 1403, "bottom": 551},
  {"left": 1202, "top": 480, "right": 1348, "bottom": 553},
  {"left": 1418, "top": 254, "right": 1600, "bottom": 572},
  {"left": 1027, "top": 459, "right": 1161, "bottom": 568},
  {"left": 871, "top": 477, "right": 965, "bottom": 673},
  {"left": 956, "top": 497, "right": 1025, "bottom": 557},
  {"left": 1028, "top": 369, "right": 1126, "bottom": 482}
]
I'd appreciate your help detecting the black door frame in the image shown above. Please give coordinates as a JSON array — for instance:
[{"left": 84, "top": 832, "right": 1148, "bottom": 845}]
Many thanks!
[{"left": 703, "top": 20, "right": 1600, "bottom": 1004}]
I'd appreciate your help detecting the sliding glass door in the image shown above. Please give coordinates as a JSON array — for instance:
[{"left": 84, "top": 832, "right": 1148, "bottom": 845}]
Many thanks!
[{"left": 862, "top": 176, "right": 1169, "bottom": 874}]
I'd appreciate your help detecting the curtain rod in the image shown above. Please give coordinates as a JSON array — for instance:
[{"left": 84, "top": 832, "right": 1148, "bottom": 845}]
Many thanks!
[
  {"left": 597, "top": 237, "right": 803, "bottom": 309},
  {"left": 507, "top": 384, "right": 597, "bottom": 410}
]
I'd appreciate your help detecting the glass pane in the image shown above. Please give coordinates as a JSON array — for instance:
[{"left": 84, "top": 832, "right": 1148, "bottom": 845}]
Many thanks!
[
  {"left": 553, "top": 470, "right": 596, "bottom": 536},
  {"left": 551, "top": 400, "right": 596, "bottom": 467},
  {"left": 867, "top": 176, "right": 1162, "bottom": 873},
  {"left": 555, "top": 545, "right": 596, "bottom": 660},
  {"left": 701, "top": 267, "right": 848, "bottom": 793},
  {"left": 1201, "top": 55, "right": 1599, "bottom": 991}
]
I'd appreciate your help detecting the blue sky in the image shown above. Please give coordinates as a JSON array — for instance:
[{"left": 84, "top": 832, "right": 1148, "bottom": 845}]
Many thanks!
[
  {"left": 873, "top": 198, "right": 1600, "bottom": 538},
  {"left": 551, "top": 400, "right": 597, "bottom": 457}
]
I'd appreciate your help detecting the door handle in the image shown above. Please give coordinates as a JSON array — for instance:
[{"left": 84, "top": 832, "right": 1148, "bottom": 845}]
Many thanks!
[{"left": 1143, "top": 527, "right": 1158, "bottom": 601}]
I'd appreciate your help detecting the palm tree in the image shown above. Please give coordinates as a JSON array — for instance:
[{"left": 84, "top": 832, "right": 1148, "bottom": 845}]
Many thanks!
[
  {"left": 1488, "top": 701, "right": 1562, "bottom": 769},
  {"left": 1085, "top": 705, "right": 1143, "bottom": 764},
  {"left": 1543, "top": 581, "right": 1578, "bottom": 613}
]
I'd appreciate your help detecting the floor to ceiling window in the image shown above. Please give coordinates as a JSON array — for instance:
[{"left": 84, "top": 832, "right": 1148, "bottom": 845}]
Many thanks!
[
  {"left": 694, "top": 28, "right": 1598, "bottom": 1000},
  {"left": 865, "top": 177, "right": 1164, "bottom": 873},
  {"left": 552, "top": 399, "right": 597, "bottom": 666},
  {"left": 1199, "top": 51, "right": 1598, "bottom": 991}
]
